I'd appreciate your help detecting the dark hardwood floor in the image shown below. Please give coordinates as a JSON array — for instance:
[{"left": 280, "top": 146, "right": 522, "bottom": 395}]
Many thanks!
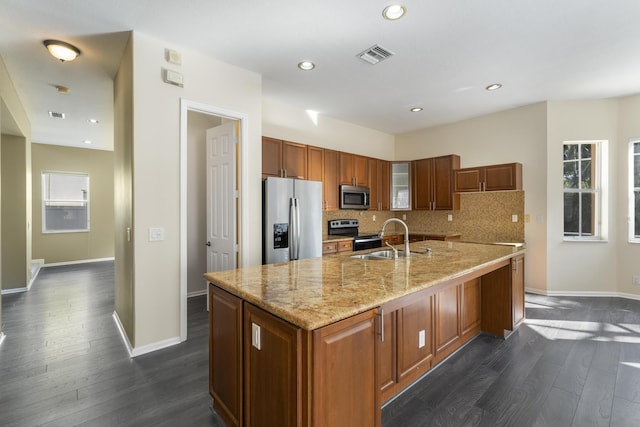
[{"left": 1, "top": 262, "right": 639, "bottom": 426}]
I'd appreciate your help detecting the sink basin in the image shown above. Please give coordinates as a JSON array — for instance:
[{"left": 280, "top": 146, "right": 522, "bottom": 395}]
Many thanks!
[{"left": 350, "top": 250, "right": 418, "bottom": 260}]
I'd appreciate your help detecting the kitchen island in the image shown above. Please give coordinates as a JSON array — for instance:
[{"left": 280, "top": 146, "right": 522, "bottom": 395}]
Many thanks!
[{"left": 205, "top": 240, "right": 525, "bottom": 427}]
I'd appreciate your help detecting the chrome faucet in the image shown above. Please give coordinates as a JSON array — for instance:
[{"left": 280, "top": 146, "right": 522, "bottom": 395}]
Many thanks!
[
  {"left": 379, "top": 218, "right": 410, "bottom": 257},
  {"left": 385, "top": 241, "right": 398, "bottom": 259}
]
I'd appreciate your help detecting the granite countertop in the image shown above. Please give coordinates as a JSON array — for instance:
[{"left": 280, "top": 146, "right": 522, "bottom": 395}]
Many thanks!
[
  {"left": 204, "top": 240, "right": 525, "bottom": 331},
  {"left": 322, "top": 235, "right": 354, "bottom": 243}
]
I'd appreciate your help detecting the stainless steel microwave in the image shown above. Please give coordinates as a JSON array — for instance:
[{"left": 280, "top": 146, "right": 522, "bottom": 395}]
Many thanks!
[{"left": 339, "top": 185, "right": 370, "bottom": 210}]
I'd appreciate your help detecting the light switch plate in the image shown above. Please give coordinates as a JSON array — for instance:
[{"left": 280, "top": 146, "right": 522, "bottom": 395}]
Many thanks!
[{"left": 149, "top": 227, "right": 165, "bottom": 241}]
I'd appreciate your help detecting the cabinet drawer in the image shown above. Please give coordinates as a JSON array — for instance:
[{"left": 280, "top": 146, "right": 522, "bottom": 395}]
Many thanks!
[
  {"left": 322, "top": 242, "right": 338, "bottom": 255},
  {"left": 337, "top": 240, "right": 353, "bottom": 252}
]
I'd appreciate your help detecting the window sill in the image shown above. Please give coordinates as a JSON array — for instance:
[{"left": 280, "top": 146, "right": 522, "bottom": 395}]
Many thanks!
[{"left": 563, "top": 237, "right": 608, "bottom": 243}]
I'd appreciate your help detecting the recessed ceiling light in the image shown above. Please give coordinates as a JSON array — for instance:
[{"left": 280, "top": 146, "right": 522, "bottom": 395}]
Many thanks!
[
  {"left": 410, "top": 107, "right": 423, "bottom": 112},
  {"left": 43, "top": 39, "right": 81, "bottom": 62},
  {"left": 485, "top": 83, "right": 503, "bottom": 91},
  {"left": 88, "top": 118, "right": 99, "bottom": 124},
  {"left": 297, "top": 61, "right": 315, "bottom": 71},
  {"left": 83, "top": 140, "right": 92, "bottom": 144},
  {"left": 383, "top": 4, "right": 406, "bottom": 20}
]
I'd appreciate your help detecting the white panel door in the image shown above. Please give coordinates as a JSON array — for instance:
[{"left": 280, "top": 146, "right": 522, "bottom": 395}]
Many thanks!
[{"left": 206, "top": 121, "right": 237, "bottom": 273}]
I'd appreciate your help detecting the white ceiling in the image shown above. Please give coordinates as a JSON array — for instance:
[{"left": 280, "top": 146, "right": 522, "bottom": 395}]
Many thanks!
[{"left": 1, "top": 0, "right": 639, "bottom": 151}]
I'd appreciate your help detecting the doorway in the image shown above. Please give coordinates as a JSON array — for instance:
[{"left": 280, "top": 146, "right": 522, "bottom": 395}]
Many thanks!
[{"left": 179, "top": 99, "right": 249, "bottom": 341}]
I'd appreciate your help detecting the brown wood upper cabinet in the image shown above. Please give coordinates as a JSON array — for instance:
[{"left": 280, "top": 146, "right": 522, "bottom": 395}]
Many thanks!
[
  {"left": 340, "top": 152, "right": 368, "bottom": 186},
  {"left": 412, "top": 155, "right": 460, "bottom": 211},
  {"left": 368, "top": 158, "right": 390, "bottom": 211},
  {"left": 262, "top": 136, "right": 307, "bottom": 179},
  {"left": 454, "top": 162, "right": 522, "bottom": 192},
  {"left": 323, "top": 149, "right": 340, "bottom": 211}
]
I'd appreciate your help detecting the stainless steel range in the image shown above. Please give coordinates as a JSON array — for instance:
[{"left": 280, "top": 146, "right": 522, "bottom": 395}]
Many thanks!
[{"left": 327, "top": 219, "right": 382, "bottom": 251}]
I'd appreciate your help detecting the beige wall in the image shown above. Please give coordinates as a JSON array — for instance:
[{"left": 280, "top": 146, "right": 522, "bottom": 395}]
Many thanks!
[
  {"left": 617, "top": 94, "right": 640, "bottom": 296},
  {"left": 31, "top": 143, "right": 114, "bottom": 264},
  {"left": 1, "top": 134, "right": 27, "bottom": 289},
  {"left": 129, "top": 32, "right": 262, "bottom": 348},
  {"left": 262, "top": 97, "right": 395, "bottom": 160},
  {"left": 395, "top": 103, "right": 548, "bottom": 292},
  {"left": 113, "top": 33, "right": 135, "bottom": 343},
  {"left": 186, "top": 111, "right": 221, "bottom": 295},
  {"left": 1, "top": 55, "right": 32, "bottom": 335}
]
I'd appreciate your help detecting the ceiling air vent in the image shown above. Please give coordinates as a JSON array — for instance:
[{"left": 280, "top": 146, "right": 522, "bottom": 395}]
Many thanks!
[
  {"left": 357, "top": 44, "right": 395, "bottom": 65},
  {"left": 48, "top": 111, "right": 65, "bottom": 119}
]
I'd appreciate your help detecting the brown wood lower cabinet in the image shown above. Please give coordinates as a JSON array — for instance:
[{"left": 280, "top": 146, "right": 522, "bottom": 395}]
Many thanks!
[{"left": 210, "top": 255, "right": 523, "bottom": 425}]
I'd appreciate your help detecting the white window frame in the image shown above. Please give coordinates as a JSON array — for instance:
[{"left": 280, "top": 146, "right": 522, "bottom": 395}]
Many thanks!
[
  {"left": 562, "top": 140, "right": 607, "bottom": 242},
  {"left": 630, "top": 139, "right": 640, "bottom": 243},
  {"left": 42, "top": 171, "right": 90, "bottom": 234}
]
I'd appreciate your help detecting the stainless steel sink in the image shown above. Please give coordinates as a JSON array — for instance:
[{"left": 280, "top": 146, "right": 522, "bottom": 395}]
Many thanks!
[{"left": 350, "top": 250, "right": 418, "bottom": 260}]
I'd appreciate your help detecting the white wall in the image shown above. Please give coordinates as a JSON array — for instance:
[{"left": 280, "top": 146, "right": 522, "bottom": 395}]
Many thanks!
[
  {"left": 546, "top": 100, "right": 620, "bottom": 294},
  {"left": 131, "top": 32, "right": 261, "bottom": 347},
  {"left": 262, "top": 97, "right": 395, "bottom": 160},
  {"left": 395, "top": 103, "right": 548, "bottom": 293}
]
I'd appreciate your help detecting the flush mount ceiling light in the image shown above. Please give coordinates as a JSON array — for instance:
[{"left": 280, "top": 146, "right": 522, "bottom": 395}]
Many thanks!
[
  {"left": 83, "top": 140, "right": 92, "bottom": 145},
  {"left": 410, "top": 107, "right": 423, "bottom": 112},
  {"left": 297, "top": 61, "right": 315, "bottom": 71},
  {"left": 54, "top": 84, "right": 70, "bottom": 94},
  {"left": 485, "top": 83, "right": 503, "bottom": 91},
  {"left": 382, "top": 4, "right": 406, "bottom": 20},
  {"left": 88, "top": 118, "right": 99, "bottom": 124},
  {"left": 43, "top": 39, "right": 81, "bottom": 62}
]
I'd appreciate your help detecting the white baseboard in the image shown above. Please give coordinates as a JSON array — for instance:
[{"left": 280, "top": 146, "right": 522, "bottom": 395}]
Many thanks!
[
  {"left": 44, "top": 257, "right": 115, "bottom": 267},
  {"left": 525, "top": 287, "right": 640, "bottom": 301},
  {"left": 112, "top": 311, "right": 182, "bottom": 358},
  {"left": 1, "top": 287, "right": 28, "bottom": 295},
  {"left": 187, "top": 289, "right": 207, "bottom": 298}
]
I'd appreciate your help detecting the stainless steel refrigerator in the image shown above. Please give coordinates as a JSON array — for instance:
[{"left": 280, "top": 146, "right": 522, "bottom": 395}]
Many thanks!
[{"left": 263, "top": 177, "right": 323, "bottom": 264}]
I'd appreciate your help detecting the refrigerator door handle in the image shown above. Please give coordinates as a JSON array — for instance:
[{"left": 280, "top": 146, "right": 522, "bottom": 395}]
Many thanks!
[{"left": 290, "top": 198, "right": 301, "bottom": 260}]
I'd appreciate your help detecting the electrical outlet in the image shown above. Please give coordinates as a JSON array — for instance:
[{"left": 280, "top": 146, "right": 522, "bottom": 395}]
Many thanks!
[
  {"left": 512, "top": 214, "right": 518, "bottom": 223},
  {"left": 372, "top": 215, "right": 376, "bottom": 222},
  {"left": 633, "top": 275, "right": 640, "bottom": 286},
  {"left": 524, "top": 214, "right": 531, "bottom": 223},
  {"left": 402, "top": 214, "right": 406, "bottom": 220},
  {"left": 252, "top": 323, "right": 261, "bottom": 350},
  {"left": 447, "top": 214, "right": 453, "bottom": 222}
]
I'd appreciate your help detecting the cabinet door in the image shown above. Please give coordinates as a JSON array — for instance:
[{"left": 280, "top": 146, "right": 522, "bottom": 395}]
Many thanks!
[
  {"left": 412, "top": 158, "right": 433, "bottom": 210},
  {"left": 313, "top": 310, "right": 378, "bottom": 427},
  {"left": 454, "top": 167, "right": 482, "bottom": 192},
  {"left": 391, "top": 162, "right": 411, "bottom": 210},
  {"left": 354, "top": 155, "right": 369, "bottom": 187},
  {"left": 210, "top": 285, "right": 243, "bottom": 427},
  {"left": 262, "top": 137, "right": 283, "bottom": 178},
  {"left": 339, "top": 152, "right": 355, "bottom": 185},
  {"left": 368, "top": 158, "right": 380, "bottom": 210},
  {"left": 377, "top": 309, "right": 397, "bottom": 403},
  {"left": 323, "top": 149, "right": 340, "bottom": 211},
  {"left": 397, "top": 295, "right": 433, "bottom": 382},
  {"left": 380, "top": 160, "right": 390, "bottom": 210},
  {"left": 244, "top": 303, "right": 301, "bottom": 427},
  {"left": 512, "top": 255, "right": 525, "bottom": 327},
  {"left": 484, "top": 163, "right": 522, "bottom": 191},
  {"left": 461, "top": 278, "right": 481, "bottom": 337},
  {"left": 307, "top": 146, "right": 323, "bottom": 182},
  {"left": 435, "top": 284, "right": 461, "bottom": 361},
  {"left": 432, "top": 155, "right": 460, "bottom": 210},
  {"left": 282, "top": 141, "right": 307, "bottom": 179}
]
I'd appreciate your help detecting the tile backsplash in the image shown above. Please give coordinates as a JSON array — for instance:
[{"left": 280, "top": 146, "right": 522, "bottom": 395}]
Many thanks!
[{"left": 324, "top": 191, "right": 525, "bottom": 243}]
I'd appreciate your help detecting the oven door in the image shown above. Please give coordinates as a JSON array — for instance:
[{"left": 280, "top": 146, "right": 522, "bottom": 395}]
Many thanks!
[
  {"left": 340, "top": 185, "right": 370, "bottom": 210},
  {"left": 353, "top": 237, "right": 382, "bottom": 251}
]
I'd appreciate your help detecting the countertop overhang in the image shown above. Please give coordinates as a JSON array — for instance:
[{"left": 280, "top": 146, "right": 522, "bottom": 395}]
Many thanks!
[{"left": 204, "top": 240, "right": 525, "bottom": 330}]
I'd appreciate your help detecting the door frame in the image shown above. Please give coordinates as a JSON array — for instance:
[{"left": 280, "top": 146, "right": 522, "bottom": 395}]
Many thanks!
[{"left": 179, "top": 98, "right": 249, "bottom": 341}]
